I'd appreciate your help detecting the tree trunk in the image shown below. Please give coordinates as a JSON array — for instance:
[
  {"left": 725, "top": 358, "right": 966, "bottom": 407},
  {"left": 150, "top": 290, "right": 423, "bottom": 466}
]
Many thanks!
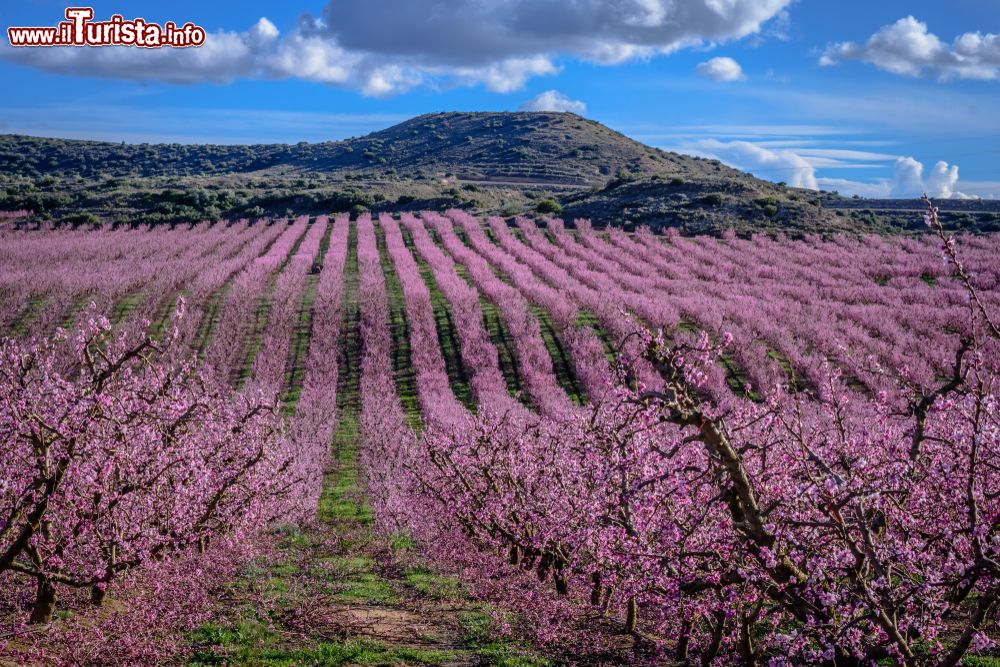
[
  {"left": 739, "top": 613, "right": 758, "bottom": 666},
  {"left": 29, "top": 577, "right": 57, "bottom": 625},
  {"left": 553, "top": 559, "right": 568, "bottom": 595},
  {"left": 590, "top": 572, "right": 602, "bottom": 606},
  {"left": 601, "top": 586, "right": 614, "bottom": 615},
  {"left": 677, "top": 619, "right": 692, "bottom": 661},
  {"left": 702, "top": 611, "right": 727, "bottom": 666},
  {"left": 536, "top": 553, "right": 552, "bottom": 581},
  {"left": 625, "top": 596, "right": 638, "bottom": 633}
]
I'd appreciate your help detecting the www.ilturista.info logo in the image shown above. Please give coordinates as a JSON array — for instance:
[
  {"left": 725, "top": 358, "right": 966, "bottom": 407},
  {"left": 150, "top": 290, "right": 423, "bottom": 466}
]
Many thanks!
[{"left": 7, "top": 7, "right": 206, "bottom": 48}]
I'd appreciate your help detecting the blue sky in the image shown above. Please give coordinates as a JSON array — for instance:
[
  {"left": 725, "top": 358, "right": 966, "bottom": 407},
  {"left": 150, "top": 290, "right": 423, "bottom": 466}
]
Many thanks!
[{"left": 1, "top": 1, "right": 999, "bottom": 198}]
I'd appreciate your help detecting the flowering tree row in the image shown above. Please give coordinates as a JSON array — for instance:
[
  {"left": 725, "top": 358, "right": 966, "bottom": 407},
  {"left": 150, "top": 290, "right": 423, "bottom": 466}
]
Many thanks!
[
  {"left": 121, "top": 220, "right": 278, "bottom": 335},
  {"left": 1, "top": 215, "right": 341, "bottom": 633},
  {"left": 359, "top": 207, "right": 998, "bottom": 665},
  {"left": 173, "top": 220, "right": 290, "bottom": 348},
  {"left": 203, "top": 218, "right": 308, "bottom": 384},
  {"left": 0, "top": 302, "right": 302, "bottom": 627},
  {"left": 239, "top": 216, "right": 330, "bottom": 515},
  {"left": 288, "top": 215, "right": 350, "bottom": 514},
  {"left": 0, "top": 219, "right": 284, "bottom": 342},
  {"left": 353, "top": 213, "right": 423, "bottom": 536},
  {"left": 440, "top": 210, "right": 611, "bottom": 403},
  {"left": 468, "top": 212, "right": 661, "bottom": 394},
  {"left": 421, "top": 211, "right": 576, "bottom": 417},
  {"left": 581, "top": 221, "right": 882, "bottom": 391},
  {"left": 398, "top": 213, "right": 517, "bottom": 411},
  {"left": 581, "top": 220, "right": 999, "bottom": 398},
  {"left": 499, "top": 215, "right": 747, "bottom": 399},
  {"left": 245, "top": 216, "right": 327, "bottom": 395},
  {"left": 379, "top": 214, "right": 472, "bottom": 431},
  {"left": 0, "top": 222, "right": 205, "bottom": 335}
]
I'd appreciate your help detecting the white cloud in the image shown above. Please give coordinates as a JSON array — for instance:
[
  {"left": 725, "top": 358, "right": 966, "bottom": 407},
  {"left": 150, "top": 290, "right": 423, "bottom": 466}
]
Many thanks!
[
  {"left": 820, "top": 16, "right": 1000, "bottom": 80},
  {"left": 688, "top": 139, "right": 818, "bottom": 188},
  {"left": 818, "top": 157, "right": 965, "bottom": 198},
  {"left": 820, "top": 157, "right": 965, "bottom": 198},
  {"left": 674, "top": 134, "right": 969, "bottom": 199},
  {"left": 459, "top": 57, "right": 560, "bottom": 93},
  {"left": 267, "top": 30, "right": 359, "bottom": 86},
  {"left": 518, "top": 90, "right": 587, "bottom": 113},
  {"left": 0, "top": 0, "right": 792, "bottom": 95},
  {"left": 320, "top": 0, "right": 791, "bottom": 63},
  {"left": 747, "top": 8, "right": 792, "bottom": 47},
  {"left": 889, "top": 157, "right": 927, "bottom": 196},
  {"left": 696, "top": 56, "right": 746, "bottom": 81},
  {"left": 947, "top": 181, "right": 999, "bottom": 200},
  {"left": 923, "top": 160, "right": 961, "bottom": 199}
]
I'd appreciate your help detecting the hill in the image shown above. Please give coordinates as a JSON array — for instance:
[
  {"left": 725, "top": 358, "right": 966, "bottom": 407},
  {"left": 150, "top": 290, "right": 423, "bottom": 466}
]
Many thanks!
[
  {"left": 1, "top": 112, "right": 996, "bottom": 234},
  {"left": 0, "top": 112, "right": 712, "bottom": 184},
  {"left": 282, "top": 111, "right": 716, "bottom": 185}
]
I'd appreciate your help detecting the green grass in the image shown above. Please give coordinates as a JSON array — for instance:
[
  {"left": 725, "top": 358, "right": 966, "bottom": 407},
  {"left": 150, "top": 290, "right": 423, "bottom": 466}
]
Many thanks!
[
  {"left": 319, "top": 426, "right": 372, "bottom": 526},
  {"left": 530, "top": 306, "right": 586, "bottom": 405},
  {"left": 149, "top": 291, "right": 183, "bottom": 340},
  {"left": 471, "top": 271, "right": 527, "bottom": 404},
  {"left": 325, "top": 554, "right": 375, "bottom": 572},
  {"left": 575, "top": 311, "right": 617, "bottom": 361},
  {"left": 190, "top": 632, "right": 450, "bottom": 666},
  {"left": 336, "top": 219, "right": 362, "bottom": 415},
  {"left": 7, "top": 294, "right": 46, "bottom": 337},
  {"left": 109, "top": 293, "right": 144, "bottom": 325},
  {"left": 233, "top": 293, "right": 274, "bottom": 388},
  {"left": 333, "top": 573, "right": 398, "bottom": 604},
  {"left": 404, "top": 566, "right": 465, "bottom": 601},
  {"left": 193, "top": 283, "right": 232, "bottom": 356},
  {"left": 459, "top": 610, "right": 553, "bottom": 667},
  {"left": 964, "top": 657, "right": 1000, "bottom": 667},
  {"left": 58, "top": 296, "right": 94, "bottom": 330},
  {"left": 185, "top": 395, "right": 394, "bottom": 664},
  {"left": 720, "top": 352, "right": 762, "bottom": 402}
]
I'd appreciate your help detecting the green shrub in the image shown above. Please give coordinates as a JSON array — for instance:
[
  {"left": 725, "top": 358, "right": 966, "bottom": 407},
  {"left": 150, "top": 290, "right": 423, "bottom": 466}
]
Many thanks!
[
  {"left": 64, "top": 212, "right": 100, "bottom": 225},
  {"left": 536, "top": 198, "right": 563, "bottom": 215}
]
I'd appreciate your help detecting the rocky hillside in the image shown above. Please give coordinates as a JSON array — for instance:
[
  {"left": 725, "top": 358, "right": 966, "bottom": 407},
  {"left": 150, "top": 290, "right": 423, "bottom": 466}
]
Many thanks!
[{"left": 286, "top": 111, "right": 723, "bottom": 186}]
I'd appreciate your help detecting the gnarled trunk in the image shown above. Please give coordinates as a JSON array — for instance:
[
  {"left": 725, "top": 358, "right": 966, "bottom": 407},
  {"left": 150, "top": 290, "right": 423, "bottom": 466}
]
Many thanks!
[{"left": 29, "top": 577, "right": 57, "bottom": 625}]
